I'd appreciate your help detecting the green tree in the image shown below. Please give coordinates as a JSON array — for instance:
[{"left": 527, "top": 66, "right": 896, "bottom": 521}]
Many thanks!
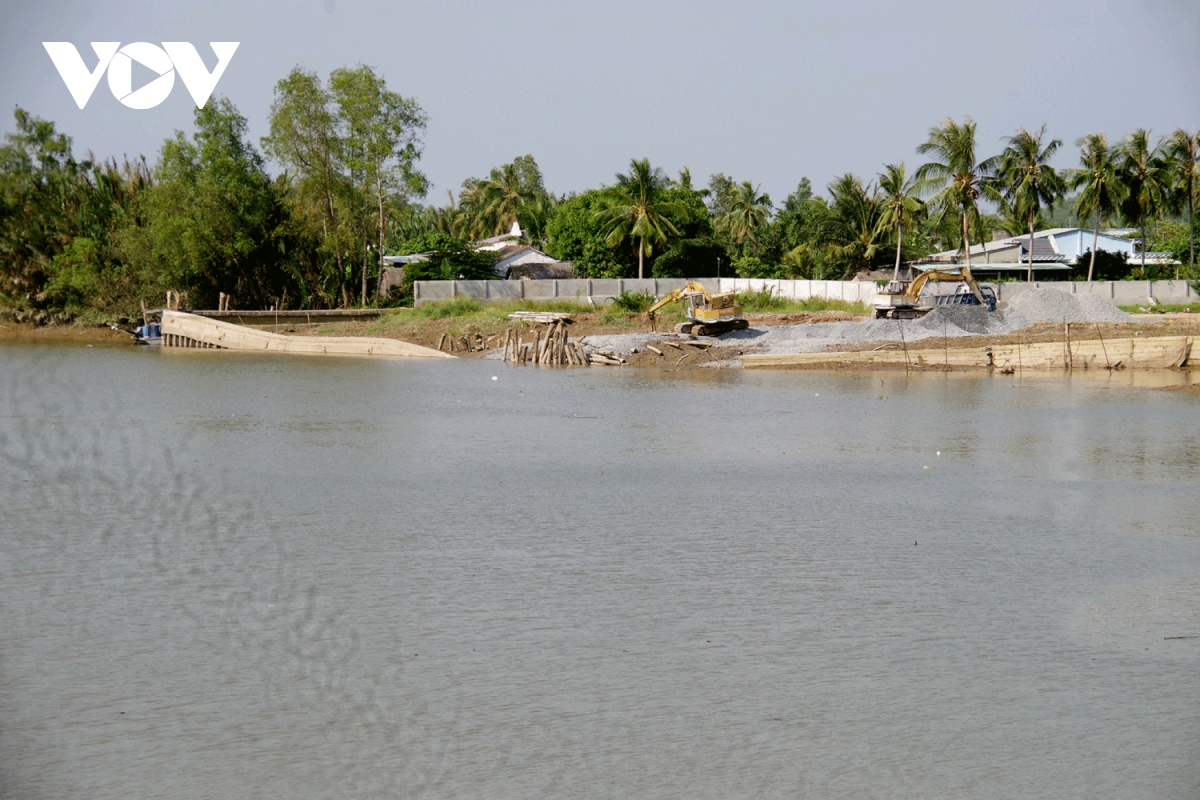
[
  {"left": 136, "top": 99, "right": 292, "bottom": 309},
  {"left": 263, "top": 68, "right": 350, "bottom": 305},
  {"left": 717, "top": 181, "right": 772, "bottom": 255},
  {"left": 1068, "top": 133, "right": 1126, "bottom": 281},
  {"left": 650, "top": 238, "right": 729, "bottom": 278},
  {"left": 670, "top": 167, "right": 709, "bottom": 198},
  {"left": 330, "top": 65, "right": 427, "bottom": 306},
  {"left": 0, "top": 110, "right": 84, "bottom": 304},
  {"left": 916, "top": 116, "right": 999, "bottom": 268},
  {"left": 1117, "top": 129, "right": 1170, "bottom": 278},
  {"left": 596, "top": 158, "right": 688, "bottom": 279},
  {"left": 544, "top": 190, "right": 634, "bottom": 278},
  {"left": 821, "top": 174, "right": 885, "bottom": 277},
  {"left": 393, "top": 235, "right": 499, "bottom": 303},
  {"left": 995, "top": 126, "right": 1066, "bottom": 281},
  {"left": 472, "top": 154, "right": 548, "bottom": 238},
  {"left": 875, "top": 163, "right": 926, "bottom": 280},
  {"left": 705, "top": 173, "right": 738, "bottom": 219},
  {"left": 1163, "top": 128, "right": 1198, "bottom": 279}
]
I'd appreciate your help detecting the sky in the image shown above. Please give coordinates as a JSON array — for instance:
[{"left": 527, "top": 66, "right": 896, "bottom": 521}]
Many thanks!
[{"left": 2, "top": 0, "right": 1198, "bottom": 206}]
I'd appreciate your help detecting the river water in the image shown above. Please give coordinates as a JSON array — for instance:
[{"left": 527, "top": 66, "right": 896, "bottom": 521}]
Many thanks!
[{"left": 2, "top": 343, "right": 1199, "bottom": 799}]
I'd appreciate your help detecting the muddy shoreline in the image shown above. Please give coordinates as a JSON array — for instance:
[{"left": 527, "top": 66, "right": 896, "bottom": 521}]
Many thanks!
[{"left": 4, "top": 311, "right": 1195, "bottom": 383}]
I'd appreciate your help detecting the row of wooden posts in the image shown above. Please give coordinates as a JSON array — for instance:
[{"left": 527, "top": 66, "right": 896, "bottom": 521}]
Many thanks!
[{"left": 502, "top": 321, "right": 592, "bottom": 366}]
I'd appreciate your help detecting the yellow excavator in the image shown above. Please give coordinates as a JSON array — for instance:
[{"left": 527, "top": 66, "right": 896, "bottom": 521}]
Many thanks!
[
  {"left": 872, "top": 266, "right": 997, "bottom": 319},
  {"left": 646, "top": 281, "right": 750, "bottom": 336}
]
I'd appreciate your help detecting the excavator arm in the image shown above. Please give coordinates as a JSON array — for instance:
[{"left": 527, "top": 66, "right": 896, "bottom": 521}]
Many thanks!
[
  {"left": 906, "top": 267, "right": 984, "bottom": 305},
  {"left": 647, "top": 281, "right": 713, "bottom": 320}
]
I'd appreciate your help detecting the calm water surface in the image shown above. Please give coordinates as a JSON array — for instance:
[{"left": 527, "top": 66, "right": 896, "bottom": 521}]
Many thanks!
[{"left": 2, "top": 343, "right": 1199, "bottom": 799}]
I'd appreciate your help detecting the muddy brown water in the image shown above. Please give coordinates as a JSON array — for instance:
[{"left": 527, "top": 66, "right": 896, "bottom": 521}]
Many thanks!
[{"left": 2, "top": 343, "right": 1199, "bottom": 799}]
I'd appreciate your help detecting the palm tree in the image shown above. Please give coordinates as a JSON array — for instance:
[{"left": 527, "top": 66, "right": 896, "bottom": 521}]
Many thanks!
[
  {"left": 475, "top": 163, "right": 529, "bottom": 236},
  {"left": 474, "top": 157, "right": 549, "bottom": 238},
  {"left": 671, "top": 167, "right": 709, "bottom": 198},
  {"left": 995, "top": 126, "right": 1066, "bottom": 282},
  {"left": 1164, "top": 129, "right": 1198, "bottom": 279},
  {"left": 456, "top": 180, "right": 488, "bottom": 239},
  {"left": 875, "top": 163, "right": 926, "bottom": 280},
  {"left": 822, "top": 174, "right": 885, "bottom": 277},
  {"left": 718, "top": 181, "right": 772, "bottom": 254},
  {"left": 596, "top": 158, "right": 688, "bottom": 278},
  {"left": 1117, "top": 129, "right": 1170, "bottom": 277},
  {"left": 1068, "top": 133, "right": 1126, "bottom": 281},
  {"left": 916, "top": 117, "right": 999, "bottom": 269}
]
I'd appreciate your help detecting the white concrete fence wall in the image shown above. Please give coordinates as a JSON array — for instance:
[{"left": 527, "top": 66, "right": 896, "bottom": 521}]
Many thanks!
[{"left": 413, "top": 278, "right": 1198, "bottom": 307}]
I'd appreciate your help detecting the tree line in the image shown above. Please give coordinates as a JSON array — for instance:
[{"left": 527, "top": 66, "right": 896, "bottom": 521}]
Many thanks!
[{"left": 0, "top": 64, "right": 1195, "bottom": 322}]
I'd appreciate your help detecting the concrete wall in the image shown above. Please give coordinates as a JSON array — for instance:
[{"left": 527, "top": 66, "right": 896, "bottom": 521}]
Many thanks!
[
  {"left": 994, "top": 280, "right": 1197, "bottom": 305},
  {"left": 413, "top": 278, "right": 1198, "bottom": 307}
]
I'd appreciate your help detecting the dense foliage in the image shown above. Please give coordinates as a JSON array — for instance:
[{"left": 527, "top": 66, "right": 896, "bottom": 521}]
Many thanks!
[{"left": 1, "top": 74, "right": 1196, "bottom": 323}]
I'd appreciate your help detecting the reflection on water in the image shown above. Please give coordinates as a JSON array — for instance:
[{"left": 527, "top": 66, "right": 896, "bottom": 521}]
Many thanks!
[{"left": 2, "top": 345, "right": 1199, "bottom": 799}]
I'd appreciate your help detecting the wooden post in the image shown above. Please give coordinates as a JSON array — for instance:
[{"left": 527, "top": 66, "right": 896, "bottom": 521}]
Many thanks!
[
  {"left": 897, "top": 317, "right": 911, "bottom": 372},
  {"left": 1095, "top": 323, "right": 1111, "bottom": 369},
  {"left": 1064, "top": 321, "right": 1072, "bottom": 371}
]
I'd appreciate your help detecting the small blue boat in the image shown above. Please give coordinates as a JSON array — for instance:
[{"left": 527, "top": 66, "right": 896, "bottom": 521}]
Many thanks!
[{"left": 134, "top": 321, "right": 162, "bottom": 345}]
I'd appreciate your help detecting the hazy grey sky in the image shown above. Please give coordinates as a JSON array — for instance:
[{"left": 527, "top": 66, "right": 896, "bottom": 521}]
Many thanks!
[{"left": 3, "top": 0, "right": 1198, "bottom": 204}]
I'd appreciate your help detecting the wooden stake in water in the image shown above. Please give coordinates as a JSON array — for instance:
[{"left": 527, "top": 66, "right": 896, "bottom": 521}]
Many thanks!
[
  {"left": 943, "top": 316, "right": 949, "bottom": 369},
  {"left": 897, "top": 317, "right": 911, "bottom": 372},
  {"left": 1095, "top": 323, "right": 1111, "bottom": 369}
]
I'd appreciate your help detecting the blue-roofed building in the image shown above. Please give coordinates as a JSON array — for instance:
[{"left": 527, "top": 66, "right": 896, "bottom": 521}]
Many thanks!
[{"left": 923, "top": 227, "right": 1178, "bottom": 278}]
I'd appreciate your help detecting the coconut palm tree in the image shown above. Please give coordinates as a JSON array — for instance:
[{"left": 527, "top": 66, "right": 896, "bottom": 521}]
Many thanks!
[
  {"left": 596, "top": 158, "right": 688, "bottom": 278},
  {"left": 916, "top": 117, "right": 999, "bottom": 269},
  {"left": 995, "top": 126, "right": 1066, "bottom": 281},
  {"left": 718, "top": 181, "right": 772, "bottom": 254},
  {"left": 1117, "top": 129, "right": 1170, "bottom": 277},
  {"left": 1068, "top": 133, "right": 1126, "bottom": 281},
  {"left": 821, "top": 174, "right": 885, "bottom": 277},
  {"left": 671, "top": 167, "right": 709, "bottom": 198},
  {"left": 473, "top": 155, "right": 549, "bottom": 238},
  {"left": 475, "top": 163, "right": 530, "bottom": 236},
  {"left": 1163, "top": 128, "right": 1198, "bottom": 279},
  {"left": 875, "top": 163, "right": 927, "bottom": 280},
  {"left": 994, "top": 197, "right": 1048, "bottom": 242}
]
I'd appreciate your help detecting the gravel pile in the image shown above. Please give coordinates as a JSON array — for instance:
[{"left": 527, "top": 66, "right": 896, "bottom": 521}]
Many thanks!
[
  {"left": 1006, "top": 289, "right": 1133, "bottom": 324},
  {"left": 563, "top": 289, "right": 1136, "bottom": 359}
]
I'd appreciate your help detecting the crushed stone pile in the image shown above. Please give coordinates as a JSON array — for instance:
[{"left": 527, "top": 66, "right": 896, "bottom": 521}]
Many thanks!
[
  {"left": 1005, "top": 288, "right": 1133, "bottom": 324},
  {"left": 548, "top": 288, "right": 1137, "bottom": 359}
]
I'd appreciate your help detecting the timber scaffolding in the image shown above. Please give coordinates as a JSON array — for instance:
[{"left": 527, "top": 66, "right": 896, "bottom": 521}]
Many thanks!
[
  {"left": 437, "top": 312, "right": 625, "bottom": 366},
  {"left": 159, "top": 311, "right": 452, "bottom": 359},
  {"left": 742, "top": 329, "right": 1193, "bottom": 371}
]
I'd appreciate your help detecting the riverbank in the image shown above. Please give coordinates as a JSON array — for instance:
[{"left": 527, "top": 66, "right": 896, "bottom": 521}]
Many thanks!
[
  {"left": 6, "top": 289, "right": 1196, "bottom": 379},
  {"left": 0, "top": 321, "right": 135, "bottom": 346}
]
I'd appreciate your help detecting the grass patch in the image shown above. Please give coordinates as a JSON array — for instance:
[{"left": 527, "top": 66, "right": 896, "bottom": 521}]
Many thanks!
[
  {"left": 1119, "top": 302, "right": 1200, "bottom": 314},
  {"left": 400, "top": 297, "right": 589, "bottom": 321},
  {"left": 609, "top": 290, "right": 656, "bottom": 313}
]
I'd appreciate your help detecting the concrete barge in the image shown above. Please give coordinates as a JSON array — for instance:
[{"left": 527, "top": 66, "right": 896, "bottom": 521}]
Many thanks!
[{"left": 160, "top": 310, "right": 452, "bottom": 359}]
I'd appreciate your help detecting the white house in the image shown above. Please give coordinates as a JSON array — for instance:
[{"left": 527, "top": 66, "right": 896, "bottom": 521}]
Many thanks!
[
  {"left": 474, "top": 221, "right": 527, "bottom": 252},
  {"left": 490, "top": 245, "right": 567, "bottom": 278},
  {"left": 379, "top": 220, "right": 573, "bottom": 287}
]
